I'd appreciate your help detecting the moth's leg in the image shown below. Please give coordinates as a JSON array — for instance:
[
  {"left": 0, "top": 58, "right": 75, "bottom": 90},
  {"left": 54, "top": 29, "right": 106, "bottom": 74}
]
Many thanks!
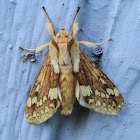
[
  {"left": 72, "top": 7, "right": 80, "bottom": 36},
  {"left": 19, "top": 43, "right": 50, "bottom": 53},
  {"left": 42, "top": 7, "right": 56, "bottom": 37},
  {"left": 79, "top": 38, "right": 112, "bottom": 48},
  {"left": 75, "top": 80, "right": 80, "bottom": 100}
]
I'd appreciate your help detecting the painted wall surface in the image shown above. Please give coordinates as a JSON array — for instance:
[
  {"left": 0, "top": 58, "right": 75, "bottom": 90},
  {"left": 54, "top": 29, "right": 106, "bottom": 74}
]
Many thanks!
[{"left": 0, "top": 0, "right": 140, "bottom": 140}]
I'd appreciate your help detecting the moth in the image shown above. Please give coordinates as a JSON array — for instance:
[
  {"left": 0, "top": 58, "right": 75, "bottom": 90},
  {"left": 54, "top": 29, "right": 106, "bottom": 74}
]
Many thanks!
[{"left": 20, "top": 7, "right": 124, "bottom": 124}]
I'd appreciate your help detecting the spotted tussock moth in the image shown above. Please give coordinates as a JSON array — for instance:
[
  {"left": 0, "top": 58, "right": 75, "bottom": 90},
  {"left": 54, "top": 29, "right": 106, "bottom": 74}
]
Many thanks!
[{"left": 19, "top": 7, "right": 124, "bottom": 124}]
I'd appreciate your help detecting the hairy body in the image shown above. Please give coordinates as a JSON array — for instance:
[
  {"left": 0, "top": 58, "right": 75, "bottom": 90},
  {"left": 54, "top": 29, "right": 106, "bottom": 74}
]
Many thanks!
[
  {"left": 59, "top": 65, "right": 76, "bottom": 115},
  {"left": 49, "top": 29, "right": 79, "bottom": 115}
]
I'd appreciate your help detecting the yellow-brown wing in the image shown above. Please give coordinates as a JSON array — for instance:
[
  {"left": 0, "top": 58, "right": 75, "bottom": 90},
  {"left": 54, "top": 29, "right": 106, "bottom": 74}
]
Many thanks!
[
  {"left": 75, "top": 50, "right": 124, "bottom": 115},
  {"left": 25, "top": 53, "right": 60, "bottom": 124}
]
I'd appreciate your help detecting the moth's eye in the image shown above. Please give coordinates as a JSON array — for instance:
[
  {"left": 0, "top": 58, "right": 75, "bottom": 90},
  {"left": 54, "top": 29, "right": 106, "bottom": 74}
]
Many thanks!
[
  {"left": 65, "top": 35, "right": 68, "bottom": 38},
  {"left": 58, "top": 36, "right": 60, "bottom": 38}
]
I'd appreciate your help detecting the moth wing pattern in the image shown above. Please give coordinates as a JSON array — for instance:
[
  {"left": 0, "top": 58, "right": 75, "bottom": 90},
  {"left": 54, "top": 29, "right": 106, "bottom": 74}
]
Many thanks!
[
  {"left": 25, "top": 53, "right": 60, "bottom": 124},
  {"left": 75, "top": 50, "right": 124, "bottom": 115}
]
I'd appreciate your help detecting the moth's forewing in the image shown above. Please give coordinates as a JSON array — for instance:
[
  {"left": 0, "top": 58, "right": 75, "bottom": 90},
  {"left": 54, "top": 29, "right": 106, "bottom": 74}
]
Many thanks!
[{"left": 25, "top": 53, "right": 60, "bottom": 124}]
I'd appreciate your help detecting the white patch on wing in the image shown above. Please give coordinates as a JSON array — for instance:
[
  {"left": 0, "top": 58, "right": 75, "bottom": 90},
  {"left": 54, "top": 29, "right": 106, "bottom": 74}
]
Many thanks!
[
  {"left": 41, "top": 110, "right": 44, "bottom": 115},
  {"left": 95, "top": 89, "right": 100, "bottom": 96},
  {"left": 32, "top": 96, "right": 37, "bottom": 105},
  {"left": 100, "top": 78, "right": 106, "bottom": 84},
  {"left": 89, "top": 99, "right": 94, "bottom": 104},
  {"left": 28, "top": 116, "right": 32, "bottom": 120},
  {"left": 26, "top": 113, "right": 28, "bottom": 117},
  {"left": 95, "top": 101, "right": 101, "bottom": 106},
  {"left": 37, "top": 101, "right": 40, "bottom": 107},
  {"left": 48, "top": 88, "right": 58, "bottom": 100},
  {"left": 33, "top": 111, "right": 36, "bottom": 117},
  {"left": 27, "top": 97, "right": 32, "bottom": 107},
  {"left": 106, "top": 94, "right": 109, "bottom": 98},
  {"left": 80, "top": 85, "right": 92, "bottom": 96},
  {"left": 112, "top": 101, "right": 116, "bottom": 107},
  {"left": 45, "top": 106, "right": 49, "bottom": 113},
  {"left": 49, "top": 103, "right": 55, "bottom": 108},
  {"left": 40, "top": 99, "right": 43, "bottom": 106},
  {"left": 43, "top": 96, "right": 47, "bottom": 102},
  {"left": 35, "top": 85, "right": 40, "bottom": 92},
  {"left": 113, "top": 87, "right": 120, "bottom": 97},
  {"left": 118, "top": 105, "right": 121, "bottom": 108},
  {"left": 101, "top": 92, "right": 105, "bottom": 98},
  {"left": 106, "top": 88, "right": 114, "bottom": 95}
]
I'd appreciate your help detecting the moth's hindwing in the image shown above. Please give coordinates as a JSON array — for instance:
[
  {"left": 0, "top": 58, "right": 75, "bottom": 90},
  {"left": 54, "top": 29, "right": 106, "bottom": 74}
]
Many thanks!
[
  {"left": 25, "top": 53, "right": 60, "bottom": 124},
  {"left": 75, "top": 50, "right": 124, "bottom": 115}
]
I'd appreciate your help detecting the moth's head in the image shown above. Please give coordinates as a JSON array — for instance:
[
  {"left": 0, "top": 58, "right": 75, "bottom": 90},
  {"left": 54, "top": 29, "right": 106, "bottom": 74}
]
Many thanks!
[{"left": 54, "top": 29, "right": 72, "bottom": 43}]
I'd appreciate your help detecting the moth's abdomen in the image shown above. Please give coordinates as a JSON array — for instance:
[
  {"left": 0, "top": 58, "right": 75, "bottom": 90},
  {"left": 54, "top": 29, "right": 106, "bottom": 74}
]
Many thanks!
[{"left": 59, "top": 65, "right": 76, "bottom": 115}]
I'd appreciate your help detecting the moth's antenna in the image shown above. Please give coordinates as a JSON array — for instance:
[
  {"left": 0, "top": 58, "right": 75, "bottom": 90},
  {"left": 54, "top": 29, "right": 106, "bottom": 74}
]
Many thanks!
[
  {"left": 72, "top": 7, "right": 80, "bottom": 36},
  {"left": 42, "top": 6, "right": 56, "bottom": 36},
  {"left": 73, "top": 7, "right": 80, "bottom": 25},
  {"left": 42, "top": 7, "right": 51, "bottom": 23}
]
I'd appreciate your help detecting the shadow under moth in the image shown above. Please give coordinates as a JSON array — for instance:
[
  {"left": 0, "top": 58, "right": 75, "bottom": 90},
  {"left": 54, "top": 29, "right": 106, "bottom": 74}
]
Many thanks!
[{"left": 20, "top": 7, "right": 124, "bottom": 124}]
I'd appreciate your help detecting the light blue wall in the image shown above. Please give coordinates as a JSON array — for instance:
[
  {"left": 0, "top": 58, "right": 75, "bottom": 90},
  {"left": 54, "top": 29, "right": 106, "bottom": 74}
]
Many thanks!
[{"left": 0, "top": 0, "right": 140, "bottom": 140}]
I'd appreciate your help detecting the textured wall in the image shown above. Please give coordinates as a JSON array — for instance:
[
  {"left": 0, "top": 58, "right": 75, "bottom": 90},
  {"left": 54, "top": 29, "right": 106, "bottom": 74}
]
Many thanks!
[{"left": 0, "top": 0, "right": 140, "bottom": 140}]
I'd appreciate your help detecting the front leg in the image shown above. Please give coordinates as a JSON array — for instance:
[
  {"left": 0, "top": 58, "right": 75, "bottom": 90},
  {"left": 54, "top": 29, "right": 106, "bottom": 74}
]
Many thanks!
[
  {"left": 19, "top": 42, "right": 50, "bottom": 53},
  {"left": 19, "top": 43, "right": 50, "bottom": 62},
  {"left": 79, "top": 38, "right": 112, "bottom": 48}
]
